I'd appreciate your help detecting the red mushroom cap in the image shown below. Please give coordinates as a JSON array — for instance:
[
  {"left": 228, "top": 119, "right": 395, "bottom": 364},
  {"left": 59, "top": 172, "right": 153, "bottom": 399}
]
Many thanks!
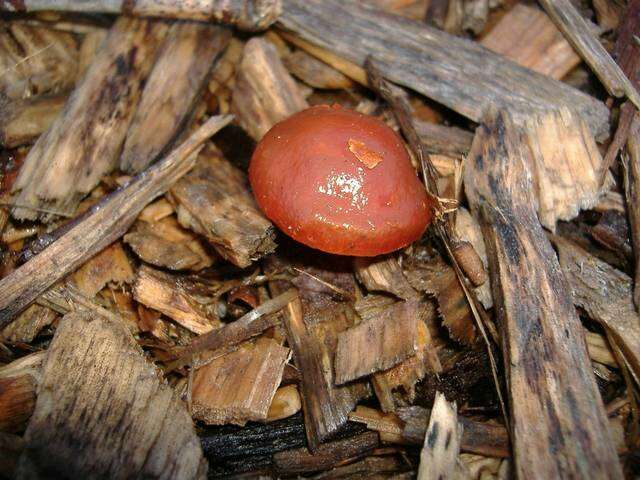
[{"left": 249, "top": 105, "right": 433, "bottom": 256}]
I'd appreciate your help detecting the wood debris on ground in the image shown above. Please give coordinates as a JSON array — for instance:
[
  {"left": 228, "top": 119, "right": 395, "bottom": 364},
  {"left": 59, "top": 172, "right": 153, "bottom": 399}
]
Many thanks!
[{"left": 0, "top": 1, "right": 638, "bottom": 478}]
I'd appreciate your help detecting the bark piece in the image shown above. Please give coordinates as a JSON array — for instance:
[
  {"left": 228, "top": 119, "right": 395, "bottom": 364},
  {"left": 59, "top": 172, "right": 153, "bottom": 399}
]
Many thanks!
[
  {"left": 192, "top": 337, "right": 290, "bottom": 425},
  {"left": 70, "top": 241, "right": 134, "bottom": 298},
  {"left": 626, "top": 113, "right": 640, "bottom": 309},
  {"left": 0, "top": 0, "right": 281, "bottom": 31},
  {"left": 16, "top": 311, "right": 207, "bottom": 479},
  {"left": 124, "top": 216, "right": 214, "bottom": 271},
  {"left": 0, "top": 114, "right": 232, "bottom": 327},
  {"left": 354, "top": 254, "right": 416, "bottom": 300},
  {"left": 0, "top": 94, "right": 65, "bottom": 148},
  {"left": 273, "top": 431, "right": 379, "bottom": 474},
  {"left": 0, "top": 23, "right": 78, "bottom": 99},
  {"left": 232, "top": 37, "right": 307, "bottom": 141},
  {"left": 417, "top": 393, "right": 461, "bottom": 480},
  {"left": 555, "top": 237, "right": 640, "bottom": 382},
  {"left": 464, "top": 109, "right": 622, "bottom": 479},
  {"left": 277, "top": 0, "right": 610, "bottom": 138},
  {"left": 170, "top": 144, "right": 276, "bottom": 268},
  {"left": 1, "top": 304, "right": 56, "bottom": 343},
  {"left": 283, "top": 50, "right": 354, "bottom": 90},
  {"left": 11, "top": 17, "right": 167, "bottom": 221},
  {"left": 540, "top": 0, "right": 640, "bottom": 108},
  {"left": 133, "top": 265, "right": 219, "bottom": 334},
  {"left": 480, "top": 4, "right": 580, "bottom": 80},
  {"left": 335, "top": 297, "right": 419, "bottom": 384},
  {"left": 0, "top": 374, "right": 36, "bottom": 433},
  {"left": 121, "top": 22, "right": 231, "bottom": 172}
]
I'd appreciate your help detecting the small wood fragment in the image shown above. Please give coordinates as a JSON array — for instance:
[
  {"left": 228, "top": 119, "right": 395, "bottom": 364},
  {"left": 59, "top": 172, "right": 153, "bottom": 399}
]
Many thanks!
[
  {"left": 455, "top": 207, "right": 492, "bottom": 308},
  {"left": 133, "top": 265, "right": 219, "bottom": 335},
  {"left": 0, "top": 23, "right": 78, "bottom": 99},
  {"left": 16, "top": 311, "right": 207, "bottom": 479},
  {"left": 0, "top": 94, "right": 65, "bottom": 148},
  {"left": 0, "top": 0, "right": 281, "bottom": 31},
  {"left": 540, "top": 0, "right": 640, "bottom": 108},
  {"left": 1, "top": 304, "right": 56, "bottom": 343},
  {"left": 170, "top": 144, "right": 276, "bottom": 268},
  {"left": 417, "top": 392, "right": 461, "bottom": 480},
  {"left": 625, "top": 113, "right": 640, "bottom": 309},
  {"left": 71, "top": 241, "right": 134, "bottom": 298},
  {"left": 414, "top": 120, "right": 473, "bottom": 158},
  {"left": 120, "top": 22, "right": 231, "bottom": 172},
  {"left": 480, "top": 4, "right": 580, "bottom": 80},
  {"left": 335, "top": 297, "right": 419, "bottom": 384},
  {"left": 124, "top": 216, "right": 214, "bottom": 271},
  {"left": 11, "top": 17, "right": 168, "bottom": 221},
  {"left": 0, "top": 374, "right": 36, "bottom": 433},
  {"left": 464, "top": 109, "right": 622, "bottom": 479},
  {"left": 232, "top": 37, "right": 308, "bottom": 141},
  {"left": 273, "top": 431, "right": 379, "bottom": 474},
  {"left": 554, "top": 236, "right": 640, "bottom": 383},
  {"left": 192, "top": 337, "right": 290, "bottom": 425},
  {"left": 283, "top": 50, "right": 354, "bottom": 90},
  {"left": 0, "top": 114, "right": 232, "bottom": 327},
  {"left": 354, "top": 254, "right": 416, "bottom": 300}
]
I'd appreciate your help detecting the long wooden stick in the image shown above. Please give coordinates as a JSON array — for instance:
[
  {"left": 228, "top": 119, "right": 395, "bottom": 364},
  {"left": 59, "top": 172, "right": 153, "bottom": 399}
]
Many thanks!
[
  {"left": 0, "top": 0, "right": 281, "bottom": 31},
  {"left": 0, "top": 114, "right": 232, "bottom": 328},
  {"left": 465, "top": 109, "right": 622, "bottom": 479}
]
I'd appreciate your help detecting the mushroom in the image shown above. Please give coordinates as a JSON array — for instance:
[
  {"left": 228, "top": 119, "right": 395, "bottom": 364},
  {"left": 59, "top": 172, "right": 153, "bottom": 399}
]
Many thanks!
[{"left": 249, "top": 104, "right": 433, "bottom": 256}]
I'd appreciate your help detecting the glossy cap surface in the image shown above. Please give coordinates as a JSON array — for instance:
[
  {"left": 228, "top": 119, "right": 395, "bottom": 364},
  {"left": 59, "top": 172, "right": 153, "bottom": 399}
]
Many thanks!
[{"left": 249, "top": 105, "right": 432, "bottom": 256}]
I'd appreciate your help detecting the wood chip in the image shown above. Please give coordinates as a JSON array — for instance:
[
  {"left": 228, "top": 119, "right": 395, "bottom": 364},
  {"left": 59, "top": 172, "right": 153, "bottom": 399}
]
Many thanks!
[
  {"left": 170, "top": 144, "right": 276, "bottom": 268},
  {"left": 16, "top": 311, "right": 207, "bottom": 479},
  {"left": 133, "top": 265, "right": 219, "bottom": 335},
  {"left": 284, "top": 49, "right": 354, "bottom": 90},
  {"left": 71, "top": 241, "right": 134, "bottom": 298},
  {"left": 354, "top": 254, "right": 417, "bottom": 300},
  {"left": 0, "top": 94, "right": 65, "bottom": 148},
  {"left": 192, "top": 337, "right": 290, "bottom": 425}
]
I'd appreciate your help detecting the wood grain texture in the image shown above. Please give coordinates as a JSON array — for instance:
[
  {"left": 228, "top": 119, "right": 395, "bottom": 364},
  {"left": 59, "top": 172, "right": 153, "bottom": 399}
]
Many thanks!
[
  {"left": 11, "top": 17, "right": 167, "bottom": 221},
  {"left": 480, "top": 4, "right": 580, "bottom": 80},
  {"left": 0, "top": 94, "right": 65, "bottom": 148},
  {"left": 277, "top": 0, "right": 610, "bottom": 138},
  {"left": 0, "top": 23, "right": 78, "bottom": 100},
  {"left": 16, "top": 311, "right": 207, "bottom": 479},
  {"left": 555, "top": 236, "right": 640, "bottom": 384},
  {"left": 170, "top": 144, "right": 276, "bottom": 267},
  {"left": 464, "top": 109, "right": 622, "bottom": 479},
  {"left": 121, "top": 22, "right": 231, "bottom": 172},
  {"left": 192, "top": 337, "right": 290, "bottom": 425},
  {"left": 232, "top": 36, "right": 307, "bottom": 141},
  {"left": 627, "top": 114, "right": 640, "bottom": 309},
  {"left": 354, "top": 255, "right": 416, "bottom": 300},
  {"left": 540, "top": 0, "right": 640, "bottom": 108},
  {"left": 1, "top": 0, "right": 282, "bottom": 31},
  {"left": 334, "top": 297, "right": 418, "bottom": 384},
  {"left": 0, "top": 114, "right": 232, "bottom": 328}
]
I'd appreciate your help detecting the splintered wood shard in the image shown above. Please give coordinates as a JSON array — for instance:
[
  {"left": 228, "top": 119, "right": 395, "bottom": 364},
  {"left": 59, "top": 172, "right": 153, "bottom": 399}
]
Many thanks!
[
  {"left": 278, "top": 0, "right": 610, "bottom": 137},
  {"left": 480, "top": 4, "right": 580, "bottom": 80},
  {"left": 121, "top": 22, "right": 231, "bottom": 173},
  {"left": 334, "top": 297, "right": 418, "bottom": 385},
  {"left": 540, "top": 0, "right": 640, "bottom": 109},
  {"left": 354, "top": 255, "right": 416, "bottom": 300},
  {"left": 15, "top": 312, "right": 207, "bottom": 479},
  {"left": 464, "top": 109, "right": 622, "bottom": 479},
  {"left": 417, "top": 393, "right": 461, "bottom": 480},
  {"left": 192, "top": 337, "right": 290, "bottom": 425},
  {"left": 555, "top": 237, "right": 640, "bottom": 383},
  {"left": 11, "top": 17, "right": 168, "bottom": 221},
  {"left": 0, "top": 114, "right": 232, "bottom": 328},
  {"left": 0, "top": 94, "right": 65, "bottom": 148},
  {"left": 0, "top": 24, "right": 78, "bottom": 100},
  {"left": 170, "top": 144, "right": 276, "bottom": 268},
  {"left": 232, "top": 37, "right": 308, "bottom": 141},
  {"left": 520, "top": 107, "right": 604, "bottom": 230},
  {"left": 133, "top": 265, "right": 219, "bottom": 334},
  {"left": 0, "top": 0, "right": 282, "bottom": 31}
]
